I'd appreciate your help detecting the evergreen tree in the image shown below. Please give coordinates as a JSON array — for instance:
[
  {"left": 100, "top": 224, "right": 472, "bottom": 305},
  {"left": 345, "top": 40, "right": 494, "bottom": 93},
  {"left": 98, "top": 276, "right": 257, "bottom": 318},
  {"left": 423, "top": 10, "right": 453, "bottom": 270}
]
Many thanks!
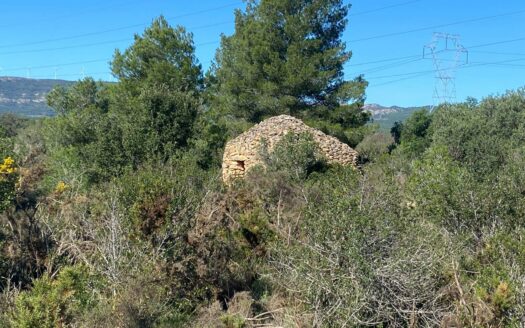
[
  {"left": 213, "top": 0, "right": 368, "bottom": 128},
  {"left": 44, "top": 18, "right": 204, "bottom": 182},
  {"left": 110, "top": 16, "right": 203, "bottom": 159}
]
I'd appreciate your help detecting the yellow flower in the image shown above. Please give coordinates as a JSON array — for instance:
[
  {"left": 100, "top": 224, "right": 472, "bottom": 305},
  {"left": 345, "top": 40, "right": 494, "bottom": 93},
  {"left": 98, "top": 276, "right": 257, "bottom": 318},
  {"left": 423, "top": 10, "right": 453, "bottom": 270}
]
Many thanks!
[
  {"left": 0, "top": 157, "right": 17, "bottom": 175},
  {"left": 55, "top": 181, "right": 69, "bottom": 194}
]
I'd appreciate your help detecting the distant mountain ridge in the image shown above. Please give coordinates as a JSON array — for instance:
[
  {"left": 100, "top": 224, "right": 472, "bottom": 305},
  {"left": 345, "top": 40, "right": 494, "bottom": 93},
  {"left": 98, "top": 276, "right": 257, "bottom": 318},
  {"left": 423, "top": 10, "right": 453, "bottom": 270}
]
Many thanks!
[
  {"left": 0, "top": 77, "right": 427, "bottom": 128},
  {"left": 0, "top": 76, "right": 74, "bottom": 116},
  {"left": 364, "top": 103, "right": 430, "bottom": 131}
]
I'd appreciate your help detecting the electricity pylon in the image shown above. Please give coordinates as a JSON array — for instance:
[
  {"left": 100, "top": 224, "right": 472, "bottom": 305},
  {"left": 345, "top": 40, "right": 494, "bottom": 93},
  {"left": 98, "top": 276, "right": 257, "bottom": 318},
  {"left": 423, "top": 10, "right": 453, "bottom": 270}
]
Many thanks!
[{"left": 424, "top": 33, "right": 468, "bottom": 109}]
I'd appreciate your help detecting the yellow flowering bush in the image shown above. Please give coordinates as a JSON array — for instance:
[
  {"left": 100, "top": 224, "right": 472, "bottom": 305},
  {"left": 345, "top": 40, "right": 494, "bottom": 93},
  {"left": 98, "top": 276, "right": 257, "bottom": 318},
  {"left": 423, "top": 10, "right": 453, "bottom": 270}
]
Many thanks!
[
  {"left": 0, "top": 156, "right": 18, "bottom": 211},
  {"left": 0, "top": 156, "right": 16, "bottom": 175}
]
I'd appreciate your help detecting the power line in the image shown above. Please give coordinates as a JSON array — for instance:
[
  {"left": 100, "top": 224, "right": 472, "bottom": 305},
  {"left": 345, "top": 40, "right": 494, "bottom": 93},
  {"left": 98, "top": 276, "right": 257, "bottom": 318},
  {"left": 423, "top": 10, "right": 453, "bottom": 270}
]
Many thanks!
[
  {"left": 5, "top": 42, "right": 525, "bottom": 81},
  {"left": 368, "top": 69, "right": 434, "bottom": 80},
  {"left": 348, "top": 9, "right": 525, "bottom": 43},
  {"left": 359, "top": 58, "right": 423, "bottom": 74},
  {"left": 368, "top": 72, "right": 430, "bottom": 88},
  {"left": 349, "top": 0, "right": 424, "bottom": 17},
  {"left": 0, "top": 21, "right": 224, "bottom": 56},
  {"left": 0, "top": 0, "right": 146, "bottom": 29},
  {"left": 367, "top": 56, "right": 525, "bottom": 89},
  {"left": 351, "top": 36, "right": 525, "bottom": 79},
  {"left": 470, "top": 50, "right": 525, "bottom": 57},
  {"left": 31, "top": 71, "right": 113, "bottom": 80},
  {"left": 0, "top": 2, "right": 241, "bottom": 49},
  {"left": 0, "top": 59, "right": 110, "bottom": 73},
  {"left": 465, "top": 57, "right": 525, "bottom": 68},
  {"left": 0, "top": 39, "right": 130, "bottom": 56},
  {"left": 467, "top": 36, "right": 525, "bottom": 49},
  {"left": 346, "top": 55, "right": 420, "bottom": 67},
  {"left": 0, "top": 0, "right": 420, "bottom": 50},
  {"left": 368, "top": 58, "right": 525, "bottom": 89},
  {"left": 3, "top": 10, "right": 525, "bottom": 85}
]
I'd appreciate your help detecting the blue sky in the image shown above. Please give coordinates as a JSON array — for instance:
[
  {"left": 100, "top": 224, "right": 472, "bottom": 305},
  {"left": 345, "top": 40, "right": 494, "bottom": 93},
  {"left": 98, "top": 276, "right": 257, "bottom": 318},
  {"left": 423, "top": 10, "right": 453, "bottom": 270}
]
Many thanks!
[{"left": 0, "top": 0, "right": 524, "bottom": 106}]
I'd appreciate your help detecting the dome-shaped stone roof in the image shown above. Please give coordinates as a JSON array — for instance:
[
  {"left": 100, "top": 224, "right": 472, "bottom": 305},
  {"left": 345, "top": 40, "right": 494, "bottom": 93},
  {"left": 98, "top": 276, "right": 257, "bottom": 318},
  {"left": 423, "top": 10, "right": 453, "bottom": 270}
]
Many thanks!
[{"left": 222, "top": 115, "right": 358, "bottom": 184}]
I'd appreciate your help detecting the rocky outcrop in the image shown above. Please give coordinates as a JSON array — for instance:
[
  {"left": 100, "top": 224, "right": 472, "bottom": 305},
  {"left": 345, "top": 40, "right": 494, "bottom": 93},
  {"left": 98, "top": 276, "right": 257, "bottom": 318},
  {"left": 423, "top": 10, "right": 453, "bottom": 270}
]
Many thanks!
[{"left": 222, "top": 115, "right": 358, "bottom": 184}]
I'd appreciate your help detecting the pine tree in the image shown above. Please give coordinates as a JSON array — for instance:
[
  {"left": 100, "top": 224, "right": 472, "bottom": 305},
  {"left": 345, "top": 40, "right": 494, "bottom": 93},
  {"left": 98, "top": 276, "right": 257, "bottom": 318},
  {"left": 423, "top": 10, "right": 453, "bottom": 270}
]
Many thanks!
[{"left": 213, "top": 0, "right": 368, "bottom": 129}]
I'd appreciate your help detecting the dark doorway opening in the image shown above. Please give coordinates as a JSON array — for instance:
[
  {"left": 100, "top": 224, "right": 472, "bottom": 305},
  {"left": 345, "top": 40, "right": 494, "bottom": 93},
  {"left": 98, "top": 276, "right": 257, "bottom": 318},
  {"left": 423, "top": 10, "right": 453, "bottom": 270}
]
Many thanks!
[{"left": 235, "top": 160, "right": 245, "bottom": 171}]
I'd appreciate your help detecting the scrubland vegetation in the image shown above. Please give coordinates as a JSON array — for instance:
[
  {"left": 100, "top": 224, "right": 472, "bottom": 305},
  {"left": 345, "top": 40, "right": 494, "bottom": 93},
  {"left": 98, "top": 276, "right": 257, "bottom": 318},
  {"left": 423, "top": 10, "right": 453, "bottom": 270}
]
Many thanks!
[{"left": 1, "top": 0, "right": 525, "bottom": 327}]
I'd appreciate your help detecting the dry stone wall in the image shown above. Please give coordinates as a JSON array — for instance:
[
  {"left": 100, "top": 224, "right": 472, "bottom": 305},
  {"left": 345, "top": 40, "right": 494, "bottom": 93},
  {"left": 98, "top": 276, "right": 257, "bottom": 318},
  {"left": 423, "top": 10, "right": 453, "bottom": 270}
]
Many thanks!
[{"left": 222, "top": 115, "right": 358, "bottom": 184}]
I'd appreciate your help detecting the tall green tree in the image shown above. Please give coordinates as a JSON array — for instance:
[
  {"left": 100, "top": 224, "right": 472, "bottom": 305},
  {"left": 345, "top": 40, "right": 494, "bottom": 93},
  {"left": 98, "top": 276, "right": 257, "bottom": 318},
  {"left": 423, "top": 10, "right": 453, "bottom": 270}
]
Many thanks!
[
  {"left": 111, "top": 16, "right": 203, "bottom": 160},
  {"left": 213, "top": 0, "right": 368, "bottom": 127},
  {"left": 44, "top": 18, "right": 204, "bottom": 183}
]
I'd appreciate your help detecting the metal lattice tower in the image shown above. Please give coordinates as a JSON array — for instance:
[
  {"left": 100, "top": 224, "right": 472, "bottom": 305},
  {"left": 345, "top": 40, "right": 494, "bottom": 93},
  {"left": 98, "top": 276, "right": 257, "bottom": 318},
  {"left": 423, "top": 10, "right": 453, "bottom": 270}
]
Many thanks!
[{"left": 424, "top": 33, "right": 468, "bottom": 109}]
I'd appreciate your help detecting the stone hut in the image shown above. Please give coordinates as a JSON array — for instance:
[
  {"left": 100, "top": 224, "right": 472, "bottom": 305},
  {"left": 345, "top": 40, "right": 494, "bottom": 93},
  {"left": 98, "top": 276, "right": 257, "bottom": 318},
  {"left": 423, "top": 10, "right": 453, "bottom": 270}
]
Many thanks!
[{"left": 222, "top": 115, "right": 358, "bottom": 184}]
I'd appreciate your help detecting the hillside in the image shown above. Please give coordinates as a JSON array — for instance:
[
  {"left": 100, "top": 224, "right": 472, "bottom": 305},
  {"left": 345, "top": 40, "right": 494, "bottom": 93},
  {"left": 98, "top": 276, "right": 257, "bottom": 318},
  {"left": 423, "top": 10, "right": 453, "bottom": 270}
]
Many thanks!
[
  {"left": 0, "top": 77, "right": 74, "bottom": 116},
  {"left": 364, "top": 103, "right": 431, "bottom": 131},
  {"left": 0, "top": 77, "right": 427, "bottom": 129}
]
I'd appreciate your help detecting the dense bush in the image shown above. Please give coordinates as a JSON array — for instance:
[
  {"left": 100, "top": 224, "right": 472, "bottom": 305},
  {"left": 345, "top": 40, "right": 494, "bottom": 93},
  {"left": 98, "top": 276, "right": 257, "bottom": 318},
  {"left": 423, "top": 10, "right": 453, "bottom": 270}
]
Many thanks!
[
  {"left": 9, "top": 265, "right": 98, "bottom": 328},
  {"left": 356, "top": 132, "right": 394, "bottom": 163},
  {"left": 262, "top": 132, "right": 328, "bottom": 181}
]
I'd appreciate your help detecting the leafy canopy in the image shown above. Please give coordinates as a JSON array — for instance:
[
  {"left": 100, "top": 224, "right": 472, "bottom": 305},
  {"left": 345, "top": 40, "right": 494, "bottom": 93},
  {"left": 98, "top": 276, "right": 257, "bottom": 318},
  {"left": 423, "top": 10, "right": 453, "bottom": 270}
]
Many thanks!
[
  {"left": 111, "top": 16, "right": 203, "bottom": 157},
  {"left": 213, "top": 0, "right": 368, "bottom": 126}
]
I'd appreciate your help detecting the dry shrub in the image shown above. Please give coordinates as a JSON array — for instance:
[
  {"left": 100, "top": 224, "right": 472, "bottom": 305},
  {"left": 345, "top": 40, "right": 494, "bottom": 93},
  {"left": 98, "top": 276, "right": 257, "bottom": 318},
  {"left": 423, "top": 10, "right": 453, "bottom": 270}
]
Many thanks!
[
  {"left": 187, "top": 191, "right": 260, "bottom": 303},
  {"left": 192, "top": 291, "right": 308, "bottom": 328},
  {"left": 193, "top": 301, "right": 224, "bottom": 328}
]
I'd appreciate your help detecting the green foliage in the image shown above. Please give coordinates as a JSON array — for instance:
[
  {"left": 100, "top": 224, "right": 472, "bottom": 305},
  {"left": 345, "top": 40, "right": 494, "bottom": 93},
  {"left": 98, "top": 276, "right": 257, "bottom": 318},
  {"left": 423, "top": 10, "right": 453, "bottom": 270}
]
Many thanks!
[
  {"left": 0, "top": 137, "right": 14, "bottom": 163},
  {"left": 43, "top": 79, "right": 125, "bottom": 184},
  {"left": 117, "top": 152, "right": 214, "bottom": 239},
  {"left": 109, "top": 16, "right": 202, "bottom": 164},
  {"left": 394, "top": 109, "right": 433, "bottom": 156},
  {"left": 0, "top": 114, "right": 29, "bottom": 138},
  {"left": 432, "top": 89, "right": 525, "bottom": 177},
  {"left": 470, "top": 231, "right": 524, "bottom": 308},
  {"left": 113, "top": 82, "right": 199, "bottom": 161},
  {"left": 356, "top": 132, "right": 394, "bottom": 163},
  {"left": 213, "top": 0, "right": 368, "bottom": 137},
  {"left": 407, "top": 146, "right": 478, "bottom": 232},
  {"left": 46, "top": 78, "right": 109, "bottom": 115},
  {"left": 269, "top": 164, "right": 454, "bottom": 326},
  {"left": 111, "top": 16, "right": 202, "bottom": 92},
  {"left": 0, "top": 114, "right": 27, "bottom": 164},
  {"left": 44, "top": 17, "right": 203, "bottom": 184},
  {"left": 220, "top": 313, "right": 246, "bottom": 328},
  {"left": 190, "top": 115, "right": 252, "bottom": 170},
  {"left": 262, "top": 132, "right": 327, "bottom": 181},
  {"left": 9, "top": 265, "right": 98, "bottom": 328}
]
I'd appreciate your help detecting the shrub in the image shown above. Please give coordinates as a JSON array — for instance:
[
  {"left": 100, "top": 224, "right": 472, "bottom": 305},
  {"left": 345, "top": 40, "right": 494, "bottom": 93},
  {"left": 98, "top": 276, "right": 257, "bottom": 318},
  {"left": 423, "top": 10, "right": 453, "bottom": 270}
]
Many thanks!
[
  {"left": 262, "top": 132, "right": 327, "bottom": 181},
  {"left": 269, "top": 162, "right": 457, "bottom": 326},
  {"left": 431, "top": 89, "right": 525, "bottom": 178},
  {"left": 9, "top": 265, "right": 99, "bottom": 328},
  {"left": 394, "top": 109, "right": 433, "bottom": 157},
  {"left": 356, "top": 132, "right": 394, "bottom": 163},
  {"left": 454, "top": 228, "right": 525, "bottom": 326}
]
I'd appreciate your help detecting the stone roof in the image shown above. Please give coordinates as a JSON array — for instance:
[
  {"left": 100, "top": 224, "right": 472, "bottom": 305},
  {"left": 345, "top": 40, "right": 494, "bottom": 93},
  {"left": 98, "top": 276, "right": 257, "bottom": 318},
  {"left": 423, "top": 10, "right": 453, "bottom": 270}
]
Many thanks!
[{"left": 222, "top": 115, "right": 358, "bottom": 184}]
